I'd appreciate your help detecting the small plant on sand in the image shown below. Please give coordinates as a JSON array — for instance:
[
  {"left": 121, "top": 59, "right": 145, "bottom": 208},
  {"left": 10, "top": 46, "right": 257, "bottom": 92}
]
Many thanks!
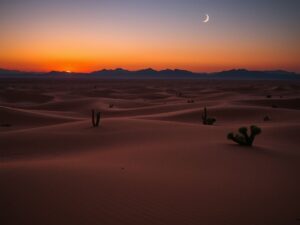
[
  {"left": 109, "top": 104, "right": 114, "bottom": 108},
  {"left": 187, "top": 99, "right": 194, "bottom": 103},
  {"left": 91, "top": 109, "right": 101, "bottom": 127},
  {"left": 263, "top": 116, "right": 271, "bottom": 121},
  {"left": 227, "top": 125, "right": 261, "bottom": 147},
  {"left": 201, "top": 107, "right": 216, "bottom": 125},
  {"left": 266, "top": 95, "right": 272, "bottom": 98}
]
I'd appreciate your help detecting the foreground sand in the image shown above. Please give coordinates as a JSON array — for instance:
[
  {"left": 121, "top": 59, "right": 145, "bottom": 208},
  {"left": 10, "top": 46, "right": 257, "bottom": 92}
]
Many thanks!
[{"left": 1, "top": 79, "right": 300, "bottom": 225}]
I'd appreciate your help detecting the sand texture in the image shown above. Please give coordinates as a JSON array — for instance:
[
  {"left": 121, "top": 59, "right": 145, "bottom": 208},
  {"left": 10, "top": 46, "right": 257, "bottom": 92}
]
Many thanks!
[{"left": 1, "top": 79, "right": 300, "bottom": 225}]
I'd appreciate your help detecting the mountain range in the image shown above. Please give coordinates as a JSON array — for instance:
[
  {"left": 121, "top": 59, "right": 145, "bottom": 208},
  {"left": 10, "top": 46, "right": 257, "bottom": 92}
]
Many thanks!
[{"left": 0, "top": 68, "right": 299, "bottom": 80}]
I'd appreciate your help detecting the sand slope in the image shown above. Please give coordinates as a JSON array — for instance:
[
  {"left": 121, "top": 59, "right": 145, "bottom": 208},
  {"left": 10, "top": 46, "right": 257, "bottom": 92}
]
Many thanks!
[{"left": 1, "top": 79, "right": 300, "bottom": 225}]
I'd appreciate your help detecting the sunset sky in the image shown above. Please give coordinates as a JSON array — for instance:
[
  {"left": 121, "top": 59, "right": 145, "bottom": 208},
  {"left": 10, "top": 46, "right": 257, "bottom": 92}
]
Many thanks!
[{"left": 0, "top": 0, "right": 299, "bottom": 72}]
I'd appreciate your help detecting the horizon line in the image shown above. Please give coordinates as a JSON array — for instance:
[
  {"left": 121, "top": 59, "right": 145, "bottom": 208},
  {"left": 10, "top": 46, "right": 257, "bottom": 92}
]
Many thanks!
[{"left": 1, "top": 67, "right": 299, "bottom": 74}]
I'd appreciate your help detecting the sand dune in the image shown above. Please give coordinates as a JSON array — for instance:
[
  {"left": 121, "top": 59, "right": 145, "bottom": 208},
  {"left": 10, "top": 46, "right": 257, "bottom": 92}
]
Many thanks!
[
  {"left": 237, "top": 98, "right": 300, "bottom": 110},
  {"left": 0, "top": 106, "right": 78, "bottom": 131},
  {"left": 0, "top": 88, "right": 53, "bottom": 104},
  {"left": 142, "top": 104, "right": 300, "bottom": 124},
  {"left": 1, "top": 79, "right": 300, "bottom": 225}
]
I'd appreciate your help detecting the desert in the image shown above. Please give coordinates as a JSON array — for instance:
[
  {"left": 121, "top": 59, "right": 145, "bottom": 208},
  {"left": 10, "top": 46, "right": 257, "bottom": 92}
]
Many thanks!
[{"left": 1, "top": 78, "right": 300, "bottom": 225}]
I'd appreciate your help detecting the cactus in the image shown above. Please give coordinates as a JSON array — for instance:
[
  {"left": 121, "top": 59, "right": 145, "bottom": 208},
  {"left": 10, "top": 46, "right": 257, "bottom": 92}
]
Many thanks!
[
  {"left": 202, "top": 107, "right": 216, "bottom": 125},
  {"left": 227, "top": 125, "right": 261, "bottom": 146},
  {"left": 91, "top": 109, "right": 101, "bottom": 127}
]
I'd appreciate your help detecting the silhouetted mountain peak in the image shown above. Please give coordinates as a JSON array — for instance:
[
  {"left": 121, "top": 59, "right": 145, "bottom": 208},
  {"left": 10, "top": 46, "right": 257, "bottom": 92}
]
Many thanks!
[
  {"left": 115, "top": 68, "right": 128, "bottom": 72},
  {"left": 137, "top": 68, "right": 157, "bottom": 73}
]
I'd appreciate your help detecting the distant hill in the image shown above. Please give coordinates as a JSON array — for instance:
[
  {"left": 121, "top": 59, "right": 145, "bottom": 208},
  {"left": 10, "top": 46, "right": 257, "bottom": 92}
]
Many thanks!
[
  {"left": 0, "top": 69, "right": 41, "bottom": 77},
  {"left": 0, "top": 68, "right": 299, "bottom": 80},
  {"left": 212, "top": 69, "right": 299, "bottom": 80},
  {"left": 90, "top": 68, "right": 202, "bottom": 79},
  {"left": 0, "top": 69, "right": 24, "bottom": 76}
]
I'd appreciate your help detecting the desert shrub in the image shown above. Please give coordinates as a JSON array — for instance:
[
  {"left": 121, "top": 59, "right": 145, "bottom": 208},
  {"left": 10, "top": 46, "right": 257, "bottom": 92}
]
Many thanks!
[
  {"left": 227, "top": 125, "right": 261, "bottom": 147},
  {"left": 202, "top": 107, "right": 216, "bottom": 125}
]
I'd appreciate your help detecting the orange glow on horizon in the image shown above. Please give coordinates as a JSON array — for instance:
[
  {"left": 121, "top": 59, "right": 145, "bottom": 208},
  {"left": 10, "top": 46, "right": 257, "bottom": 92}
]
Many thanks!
[
  {"left": 1, "top": 26, "right": 299, "bottom": 73},
  {"left": 1, "top": 34, "right": 299, "bottom": 73},
  {"left": 1, "top": 42, "right": 299, "bottom": 73}
]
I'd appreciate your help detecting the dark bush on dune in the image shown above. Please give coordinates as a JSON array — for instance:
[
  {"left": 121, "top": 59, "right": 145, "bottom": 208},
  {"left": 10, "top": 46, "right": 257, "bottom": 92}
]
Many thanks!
[
  {"left": 187, "top": 99, "right": 194, "bottom": 103},
  {"left": 91, "top": 109, "right": 101, "bottom": 127},
  {"left": 202, "top": 107, "right": 216, "bottom": 125},
  {"left": 264, "top": 116, "right": 271, "bottom": 121},
  {"left": 109, "top": 104, "right": 114, "bottom": 108},
  {"left": 227, "top": 125, "right": 261, "bottom": 147}
]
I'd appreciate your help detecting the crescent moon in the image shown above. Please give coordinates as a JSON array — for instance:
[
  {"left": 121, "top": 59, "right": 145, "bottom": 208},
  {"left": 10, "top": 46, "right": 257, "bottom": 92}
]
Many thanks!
[{"left": 203, "top": 14, "right": 209, "bottom": 23}]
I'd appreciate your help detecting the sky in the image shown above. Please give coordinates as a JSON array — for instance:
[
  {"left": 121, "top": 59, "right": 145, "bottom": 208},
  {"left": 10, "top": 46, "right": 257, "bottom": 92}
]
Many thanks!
[{"left": 0, "top": 0, "right": 299, "bottom": 72}]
